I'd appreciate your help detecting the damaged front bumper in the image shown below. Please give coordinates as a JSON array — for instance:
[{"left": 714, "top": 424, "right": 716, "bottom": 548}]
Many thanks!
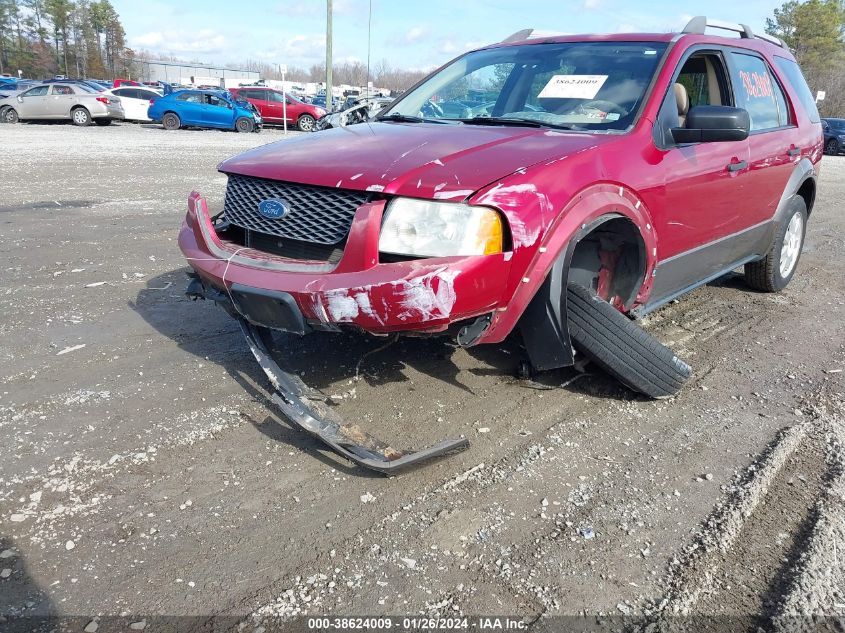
[{"left": 178, "top": 192, "right": 512, "bottom": 337}]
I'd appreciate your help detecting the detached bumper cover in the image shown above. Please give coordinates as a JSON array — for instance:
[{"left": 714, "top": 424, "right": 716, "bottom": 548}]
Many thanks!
[{"left": 238, "top": 318, "right": 469, "bottom": 474}]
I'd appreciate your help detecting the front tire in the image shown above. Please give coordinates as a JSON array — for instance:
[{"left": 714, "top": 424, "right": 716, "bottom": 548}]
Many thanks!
[
  {"left": 3, "top": 107, "right": 18, "bottom": 124},
  {"left": 162, "top": 112, "right": 181, "bottom": 130},
  {"left": 744, "top": 197, "right": 807, "bottom": 292},
  {"left": 235, "top": 117, "right": 254, "bottom": 133},
  {"left": 825, "top": 139, "right": 839, "bottom": 155},
  {"left": 566, "top": 283, "right": 692, "bottom": 399},
  {"left": 297, "top": 114, "right": 316, "bottom": 132}
]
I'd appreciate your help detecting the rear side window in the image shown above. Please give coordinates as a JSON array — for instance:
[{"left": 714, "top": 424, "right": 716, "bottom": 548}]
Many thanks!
[
  {"left": 774, "top": 56, "right": 820, "bottom": 124},
  {"left": 177, "top": 92, "right": 202, "bottom": 103},
  {"left": 728, "top": 52, "right": 788, "bottom": 131}
]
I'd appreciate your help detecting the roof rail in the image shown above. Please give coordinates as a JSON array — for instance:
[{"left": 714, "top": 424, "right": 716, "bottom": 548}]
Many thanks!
[
  {"left": 681, "top": 16, "right": 787, "bottom": 48},
  {"left": 500, "top": 28, "right": 567, "bottom": 43},
  {"left": 502, "top": 29, "right": 535, "bottom": 43}
]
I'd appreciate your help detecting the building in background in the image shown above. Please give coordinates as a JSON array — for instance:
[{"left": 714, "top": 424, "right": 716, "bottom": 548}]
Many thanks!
[{"left": 137, "top": 60, "right": 259, "bottom": 87}]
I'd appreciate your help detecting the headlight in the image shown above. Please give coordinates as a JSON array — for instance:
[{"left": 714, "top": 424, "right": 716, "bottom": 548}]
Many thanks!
[
  {"left": 315, "top": 107, "right": 326, "bottom": 116},
  {"left": 379, "top": 198, "right": 504, "bottom": 257}
]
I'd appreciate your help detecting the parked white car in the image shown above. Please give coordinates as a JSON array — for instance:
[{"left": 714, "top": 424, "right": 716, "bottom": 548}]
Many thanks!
[
  {"left": 105, "top": 86, "right": 163, "bottom": 122},
  {"left": 3, "top": 83, "right": 123, "bottom": 125}
]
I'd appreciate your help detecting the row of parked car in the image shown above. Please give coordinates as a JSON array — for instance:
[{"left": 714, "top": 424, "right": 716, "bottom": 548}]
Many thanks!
[{"left": 0, "top": 76, "right": 337, "bottom": 133}]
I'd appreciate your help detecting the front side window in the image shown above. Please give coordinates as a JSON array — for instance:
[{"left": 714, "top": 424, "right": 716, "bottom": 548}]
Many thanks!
[
  {"left": 22, "top": 86, "right": 49, "bottom": 97},
  {"left": 205, "top": 94, "right": 229, "bottom": 108},
  {"left": 383, "top": 41, "right": 668, "bottom": 131},
  {"left": 729, "top": 52, "right": 788, "bottom": 131}
]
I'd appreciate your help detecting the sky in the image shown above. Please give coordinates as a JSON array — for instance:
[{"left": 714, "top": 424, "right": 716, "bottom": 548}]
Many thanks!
[{"left": 112, "top": 0, "right": 786, "bottom": 73}]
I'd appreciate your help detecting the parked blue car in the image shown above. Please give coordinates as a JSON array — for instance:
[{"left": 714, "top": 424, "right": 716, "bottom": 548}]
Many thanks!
[{"left": 147, "top": 89, "right": 262, "bottom": 132}]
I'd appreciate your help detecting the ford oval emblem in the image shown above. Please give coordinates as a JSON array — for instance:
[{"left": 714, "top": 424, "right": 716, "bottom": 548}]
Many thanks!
[{"left": 258, "top": 198, "right": 289, "bottom": 220}]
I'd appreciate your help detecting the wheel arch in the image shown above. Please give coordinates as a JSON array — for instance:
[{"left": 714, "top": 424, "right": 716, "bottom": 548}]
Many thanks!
[
  {"left": 480, "top": 182, "right": 656, "bottom": 369},
  {"left": 776, "top": 157, "right": 816, "bottom": 224},
  {"left": 518, "top": 212, "right": 650, "bottom": 371}
]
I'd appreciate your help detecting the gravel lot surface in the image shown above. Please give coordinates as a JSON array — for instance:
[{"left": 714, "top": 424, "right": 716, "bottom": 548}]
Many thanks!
[{"left": 0, "top": 121, "right": 843, "bottom": 630}]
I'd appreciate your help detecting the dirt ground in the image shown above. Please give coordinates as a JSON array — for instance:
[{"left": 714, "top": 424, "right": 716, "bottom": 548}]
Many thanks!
[{"left": 1, "top": 121, "right": 843, "bottom": 631}]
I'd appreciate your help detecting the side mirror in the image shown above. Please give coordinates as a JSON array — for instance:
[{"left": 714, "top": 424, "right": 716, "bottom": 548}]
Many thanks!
[{"left": 671, "top": 105, "right": 750, "bottom": 144}]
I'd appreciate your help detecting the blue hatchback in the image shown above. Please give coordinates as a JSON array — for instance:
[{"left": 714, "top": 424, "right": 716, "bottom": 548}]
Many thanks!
[{"left": 148, "top": 89, "right": 262, "bottom": 132}]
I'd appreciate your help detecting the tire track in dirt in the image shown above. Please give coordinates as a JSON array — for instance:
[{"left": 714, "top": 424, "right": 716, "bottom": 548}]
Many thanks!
[{"left": 642, "top": 382, "right": 845, "bottom": 631}]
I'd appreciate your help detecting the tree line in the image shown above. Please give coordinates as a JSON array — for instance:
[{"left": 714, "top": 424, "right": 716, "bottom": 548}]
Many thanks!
[
  {"left": 0, "top": 0, "right": 132, "bottom": 79},
  {"left": 766, "top": 0, "right": 845, "bottom": 116}
]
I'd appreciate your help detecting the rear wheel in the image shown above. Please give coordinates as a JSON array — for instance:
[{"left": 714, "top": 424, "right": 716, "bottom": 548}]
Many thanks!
[
  {"left": 297, "top": 114, "right": 316, "bottom": 132},
  {"left": 94, "top": 118, "right": 113, "bottom": 126},
  {"left": 162, "top": 112, "right": 181, "bottom": 130},
  {"left": 2, "top": 107, "right": 18, "bottom": 124},
  {"left": 566, "top": 283, "right": 692, "bottom": 399},
  {"left": 71, "top": 107, "right": 92, "bottom": 126},
  {"left": 825, "top": 138, "right": 839, "bottom": 155},
  {"left": 235, "top": 117, "right": 254, "bottom": 133},
  {"left": 744, "top": 196, "right": 807, "bottom": 292}
]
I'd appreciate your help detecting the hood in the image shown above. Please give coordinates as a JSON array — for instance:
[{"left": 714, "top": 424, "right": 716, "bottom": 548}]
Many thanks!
[{"left": 219, "top": 121, "right": 613, "bottom": 201}]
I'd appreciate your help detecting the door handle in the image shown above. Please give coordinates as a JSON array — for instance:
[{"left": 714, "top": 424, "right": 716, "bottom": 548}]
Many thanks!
[
  {"left": 787, "top": 147, "right": 800, "bottom": 157},
  {"left": 727, "top": 160, "right": 748, "bottom": 172}
]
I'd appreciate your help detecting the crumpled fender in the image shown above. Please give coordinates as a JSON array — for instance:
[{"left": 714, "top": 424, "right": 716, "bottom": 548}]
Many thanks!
[{"left": 474, "top": 182, "right": 658, "bottom": 345}]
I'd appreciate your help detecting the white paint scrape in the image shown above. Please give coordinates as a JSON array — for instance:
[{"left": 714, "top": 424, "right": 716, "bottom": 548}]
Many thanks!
[{"left": 395, "top": 270, "right": 459, "bottom": 321}]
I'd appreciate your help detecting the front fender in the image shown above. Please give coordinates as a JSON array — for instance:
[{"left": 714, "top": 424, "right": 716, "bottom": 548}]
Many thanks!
[{"left": 475, "top": 182, "right": 657, "bottom": 346}]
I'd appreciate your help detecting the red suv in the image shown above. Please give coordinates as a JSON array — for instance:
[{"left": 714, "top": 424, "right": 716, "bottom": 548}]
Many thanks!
[
  {"left": 228, "top": 87, "right": 325, "bottom": 131},
  {"left": 180, "top": 18, "right": 823, "bottom": 472}
]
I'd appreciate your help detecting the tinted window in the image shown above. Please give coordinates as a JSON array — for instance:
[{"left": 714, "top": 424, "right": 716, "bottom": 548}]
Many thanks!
[
  {"left": 113, "top": 88, "right": 130, "bottom": 97},
  {"left": 52, "top": 85, "right": 75, "bottom": 95},
  {"left": 269, "top": 91, "right": 286, "bottom": 103},
  {"left": 729, "top": 52, "right": 783, "bottom": 131},
  {"left": 774, "top": 56, "right": 820, "bottom": 124},
  {"left": 22, "top": 86, "right": 49, "bottom": 97}
]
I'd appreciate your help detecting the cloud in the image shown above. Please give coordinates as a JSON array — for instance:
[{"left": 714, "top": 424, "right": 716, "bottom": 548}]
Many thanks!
[
  {"left": 132, "top": 29, "right": 228, "bottom": 55},
  {"left": 405, "top": 26, "right": 429, "bottom": 43},
  {"left": 583, "top": 0, "right": 601, "bottom": 8}
]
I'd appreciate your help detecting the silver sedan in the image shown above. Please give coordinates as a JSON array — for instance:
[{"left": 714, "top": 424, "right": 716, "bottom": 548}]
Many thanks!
[{"left": 2, "top": 83, "right": 124, "bottom": 126}]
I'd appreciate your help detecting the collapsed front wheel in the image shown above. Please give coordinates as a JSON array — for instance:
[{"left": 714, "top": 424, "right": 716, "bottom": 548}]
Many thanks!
[
  {"left": 3, "top": 108, "right": 18, "bottom": 124},
  {"left": 566, "top": 283, "right": 692, "bottom": 399},
  {"left": 744, "top": 196, "right": 807, "bottom": 292}
]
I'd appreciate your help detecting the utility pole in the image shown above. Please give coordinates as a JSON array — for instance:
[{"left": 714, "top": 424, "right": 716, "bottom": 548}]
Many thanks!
[{"left": 326, "top": 0, "right": 333, "bottom": 111}]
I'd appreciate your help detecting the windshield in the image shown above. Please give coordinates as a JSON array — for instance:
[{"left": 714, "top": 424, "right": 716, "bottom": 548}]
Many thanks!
[
  {"left": 827, "top": 119, "right": 845, "bottom": 131},
  {"left": 383, "top": 41, "right": 667, "bottom": 131}
]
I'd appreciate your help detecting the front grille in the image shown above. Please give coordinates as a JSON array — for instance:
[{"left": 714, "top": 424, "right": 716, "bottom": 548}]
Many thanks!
[
  {"left": 223, "top": 174, "right": 370, "bottom": 246},
  {"left": 246, "top": 231, "right": 345, "bottom": 264}
]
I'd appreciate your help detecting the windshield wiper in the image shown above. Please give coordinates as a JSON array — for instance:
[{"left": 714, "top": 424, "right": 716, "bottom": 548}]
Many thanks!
[
  {"left": 458, "top": 116, "right": 575, "bottom": 131},
  {"left": 377, "top": 113, "right": 450, "bottom": 124}
]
